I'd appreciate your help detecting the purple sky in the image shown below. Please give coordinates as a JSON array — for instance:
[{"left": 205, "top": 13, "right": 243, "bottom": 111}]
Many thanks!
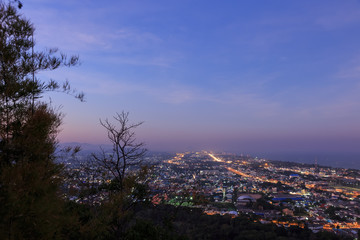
[{"left": 20, "top": 0, "right": 360, "bottom": 154}]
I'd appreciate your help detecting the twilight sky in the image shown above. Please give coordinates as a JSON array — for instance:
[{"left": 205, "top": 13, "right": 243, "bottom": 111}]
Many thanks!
[{"left": 21, "top": 0, "right": 360, "bottom": 154}]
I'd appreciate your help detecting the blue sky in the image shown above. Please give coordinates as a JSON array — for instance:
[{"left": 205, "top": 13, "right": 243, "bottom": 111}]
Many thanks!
[{"left": 21, "top": 0, "right": 360, "bottom": 154}]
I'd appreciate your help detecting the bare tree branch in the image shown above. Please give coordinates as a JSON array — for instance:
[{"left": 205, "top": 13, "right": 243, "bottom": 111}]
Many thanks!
[{"left": 93, "top": 111, "right": 147, "bottom": 193}]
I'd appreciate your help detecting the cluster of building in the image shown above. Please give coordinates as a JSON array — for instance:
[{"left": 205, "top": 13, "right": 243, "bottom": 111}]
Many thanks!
[
  {"left": 147, "top": 151, "right": 360, "bottom": 238},
  {"left": 61, "top": 150, "right": 360, "bottom": 238}
]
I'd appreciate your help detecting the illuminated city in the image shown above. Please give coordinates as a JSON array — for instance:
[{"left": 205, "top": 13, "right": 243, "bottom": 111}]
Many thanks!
[{"left": 62, "top": 150, "right": 360, "bottom": 238}]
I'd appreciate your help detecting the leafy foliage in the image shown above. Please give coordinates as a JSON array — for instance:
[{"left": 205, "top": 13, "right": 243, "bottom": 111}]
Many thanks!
[{"left": 0, "top": 2, "right": 83, "bottom": 239}]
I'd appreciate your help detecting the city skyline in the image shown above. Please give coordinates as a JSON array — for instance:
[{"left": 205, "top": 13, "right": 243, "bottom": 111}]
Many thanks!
[{"left": 22, "top": 0, "right": 360, "bottom": 155}]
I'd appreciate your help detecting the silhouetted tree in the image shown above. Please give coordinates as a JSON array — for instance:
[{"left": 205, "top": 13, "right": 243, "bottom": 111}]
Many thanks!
[
  {"left": 0, "top": 1, "right": 83, "bottom": 167},
  {"left": 0, "top": 2, "right": 82, "bottom": 238},
  {"left": 90, "top": 111, "right": 149, "bottom": 238},
  {"left": 93, "top": 111, "right": 147, "bottom": 193}
]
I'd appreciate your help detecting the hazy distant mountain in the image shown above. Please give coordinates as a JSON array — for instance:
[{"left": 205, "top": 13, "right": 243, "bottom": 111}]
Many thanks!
[
  {"left": 59, "top": 142, "right": 112, "bottom": 152},
  {"left": 58, "top": 142, "right": 172, "bottom": 157}
]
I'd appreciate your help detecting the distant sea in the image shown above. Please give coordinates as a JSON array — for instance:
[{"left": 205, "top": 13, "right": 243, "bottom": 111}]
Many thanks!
[
  {"left": 251, "top": 152, "right": 360, "bottom": 170},
  {"left": 60, "top": 143, "right": 360, "bottom": 170}
]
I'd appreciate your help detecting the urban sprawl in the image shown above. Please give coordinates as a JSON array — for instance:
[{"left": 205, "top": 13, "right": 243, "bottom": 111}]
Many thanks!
[{"left": 62, "top": 151, "right": 360, "bottom": 238}]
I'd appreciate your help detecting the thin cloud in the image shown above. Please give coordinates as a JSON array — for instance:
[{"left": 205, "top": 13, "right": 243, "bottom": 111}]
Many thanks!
[
  {"left": 315, "top": 5, "right": 360, "bottom": 30},
  {"left": 24, "top": 5, "right": 164, "bottom": 53},
  {"left": 337, "top": 64, "right": 360, "bottom": 79},
  {"left": 105, "top": 54, "right": 180, "bottom": 67},
  {"left": 110, "top": 28, "right": 162, "bottom": 44}
]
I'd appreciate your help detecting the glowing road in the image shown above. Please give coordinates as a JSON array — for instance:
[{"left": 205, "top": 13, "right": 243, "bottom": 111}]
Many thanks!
[{"left": 208, "top": 153, "right": 225, "bottom": 163}]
